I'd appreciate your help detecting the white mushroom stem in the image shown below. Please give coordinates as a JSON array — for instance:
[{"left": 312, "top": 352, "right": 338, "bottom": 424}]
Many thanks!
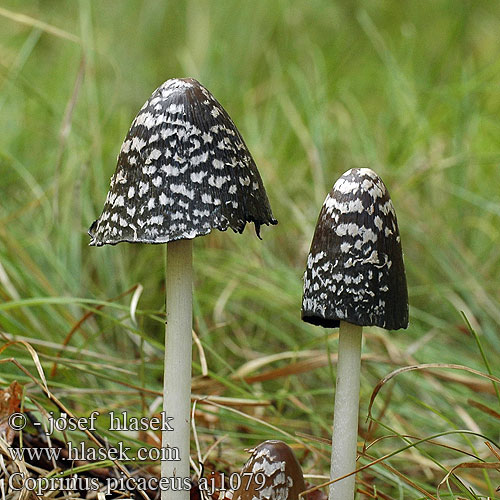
[
  {"left": 329, "top": 321, "right": 362, "bottom": 500},
  {"left": 162, "top": 239, "right": 193, "bottom": 500}
]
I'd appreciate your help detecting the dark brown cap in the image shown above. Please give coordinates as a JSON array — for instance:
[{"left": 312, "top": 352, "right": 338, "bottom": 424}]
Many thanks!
[
  {"left": 232, "top": 440, "right": 305, "bottom": 500},
  {"left": 302, "top": 168, "right": 408, "bottom": 330},
  {"left": 89, "top": 78, "right": 277, "bottom": 246}
]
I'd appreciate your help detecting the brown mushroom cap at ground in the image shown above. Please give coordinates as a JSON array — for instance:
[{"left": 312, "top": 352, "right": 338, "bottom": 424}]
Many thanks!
[{"left": 232, "top": 440, "right": 306, "bottom": 500}]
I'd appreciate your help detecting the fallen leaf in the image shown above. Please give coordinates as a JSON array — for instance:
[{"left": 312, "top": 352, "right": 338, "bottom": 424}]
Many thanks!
[{"left": 0, "top": 381, "right": 23, "bottom": 444}]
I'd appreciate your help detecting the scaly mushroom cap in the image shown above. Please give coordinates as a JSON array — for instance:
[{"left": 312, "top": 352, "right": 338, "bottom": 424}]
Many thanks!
[
  {"left": 89, "top": 78, "right": 277, "bottom": 246},
  {"left": 232, "top": 440, "right": 306, "bottom": 500},
  {"left": 302, "top": 168, "right": 408, "bottom": 330}
]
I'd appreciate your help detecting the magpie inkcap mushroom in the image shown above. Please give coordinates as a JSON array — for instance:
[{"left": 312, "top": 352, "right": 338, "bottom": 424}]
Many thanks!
[
  {"left": 88, "top": 78, "right": 277, "bottom": 500},
  {"left": 302, "top": 167, "right": 408, "bottom": 330},
  {"left": 89, "top": 78, "right": 276, "bottom": 246},
  {"left": 301, "top": 168, "right": 408, "bottom": 500},
  {"left": 232, "top": 440, "right": 306, "bottom": 500}
]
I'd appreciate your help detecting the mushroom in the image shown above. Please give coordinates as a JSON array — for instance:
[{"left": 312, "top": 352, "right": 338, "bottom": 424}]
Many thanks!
[
  {"left": 88, "top": 78, "right": 277, "bottom": 499},
  {"left": 232, "top": 440, "right": 306, "bottom": 500},
  {"left": 301, "top": 168, "right": 408, "bottom": 500}
]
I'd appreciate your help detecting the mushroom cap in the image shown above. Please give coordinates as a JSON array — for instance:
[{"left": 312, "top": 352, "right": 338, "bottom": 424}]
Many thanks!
[
  {"left": 232, "top": 440, "right": 305, "bottom": 500},
  {"left": 301, "top": 168, "right": 409, "bottom": 330},
  {"left": 89, "top": 78, "right": 277, "bottom": 246}
]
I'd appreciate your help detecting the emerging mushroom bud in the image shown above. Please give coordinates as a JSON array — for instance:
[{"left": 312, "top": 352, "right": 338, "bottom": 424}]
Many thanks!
[{"left": 232, "top": 440, "right": 306, "bottom": 500}]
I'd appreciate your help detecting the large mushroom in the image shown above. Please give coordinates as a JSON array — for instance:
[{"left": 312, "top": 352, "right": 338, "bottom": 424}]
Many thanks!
[
  {"left": 301, "top": 168, "right": 408, "bottom": 500},
  {"left": 89, "top": 78, "right": 277, "bottom": 499}
]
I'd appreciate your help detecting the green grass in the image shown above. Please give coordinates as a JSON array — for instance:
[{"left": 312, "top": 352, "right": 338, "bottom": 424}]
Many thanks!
[{"left": 1, "top": 1, "right": 500, "bottom": 498}]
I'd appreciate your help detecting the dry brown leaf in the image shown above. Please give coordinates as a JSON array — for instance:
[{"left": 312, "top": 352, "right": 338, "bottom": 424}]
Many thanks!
[
  {"left": 432, "top": 371, "right": 498, "bottom": 395},
  {"left": 0, "top": 381, "right": 23, "bottom": 445},
  {"left": 368, "top": 363, "right": 500, "bottom": 419},
  {"left": 304, "top": 482, "right": 328, "bottom": 500},
  {"left": 0, "top": 340, "right": 50, "bottom": 397},
  {"left": 467, "top": 399, "right": 500, "bottom": 419},
  {"left": 484, "top": 441, "right": 500, "bottom": 461},
  {"left": 437, "top": 461, "right": 500, "bottom": 499},
  {"left": 241, "top": 353, "right": 382, "bottom": 384}
]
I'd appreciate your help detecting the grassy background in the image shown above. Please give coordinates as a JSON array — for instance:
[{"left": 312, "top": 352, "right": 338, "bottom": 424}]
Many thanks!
[{"left": 1, "top": 1, "right": 499, "bottom": 498}]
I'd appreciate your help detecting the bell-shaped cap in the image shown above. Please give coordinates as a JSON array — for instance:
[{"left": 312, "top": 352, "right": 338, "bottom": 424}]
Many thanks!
[
  {"left": 302, "top": 168, "right": 408, "bottom": 330},
  {"left": 232, "top": 440, "right": 306, "bottom": 500},
  {"left": 89, "top": 78, "right": 277, "bottom": 246}
]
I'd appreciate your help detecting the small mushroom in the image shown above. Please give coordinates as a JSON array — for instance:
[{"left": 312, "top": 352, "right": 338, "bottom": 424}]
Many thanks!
[
  {"left": 301, "top": 168, "right": 408, "bottom": 500},
  {"left": 89, "top": 78, "right": 277, "bottom": 500},
  {"left": 232, "top": 440, "right": 306, "bottom": 500}
]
